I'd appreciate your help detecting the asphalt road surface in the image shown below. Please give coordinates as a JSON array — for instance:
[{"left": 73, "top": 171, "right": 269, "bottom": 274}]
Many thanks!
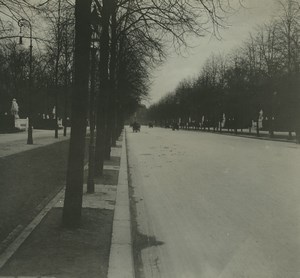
[{"left": 126, "top": 126, "right": 300, "bottom": 278}]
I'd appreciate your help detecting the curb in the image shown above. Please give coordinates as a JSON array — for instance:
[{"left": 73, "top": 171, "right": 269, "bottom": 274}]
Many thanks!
[{"left": 108, "top": 129, "right": 135, "bottom": 278}]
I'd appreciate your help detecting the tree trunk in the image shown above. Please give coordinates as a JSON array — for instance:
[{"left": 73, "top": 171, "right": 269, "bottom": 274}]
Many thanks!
[
  {"left": 62, "top": 0, "right": 92, "bottom": 228},
  {"left": 110, "top": 0, "right": 118, "bottom": 147},
  {"left": 95, "top": 0, "right": 111, "bottom": 173},
  {"left": 104, "top": 99, "right": 113, "bottom": 160},
  {"left": 112, "top": 108, "right": 119, "bottom": 145},
  {"left": 95, "top": 101, "right": 106, "bottom": 176},
  {"left": 63, "top": 86, "right": 68, "bottom": 137},
  {"left": 54, "top": 0, "right": 62, "bottom": 139},
  {"left": 234, "top": 117, "right": 238, "bottom": 135},
  {"left": 87, "top": 47, "right": 97, "bottom": 193},
  {"left": 105, "top": 0, "right": 118, "bottom": 156}
]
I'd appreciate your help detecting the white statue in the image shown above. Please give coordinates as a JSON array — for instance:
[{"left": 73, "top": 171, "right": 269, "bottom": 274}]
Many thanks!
[
  {"left": 258, "top": 109, "right": 264, "bottom": 129},
  {"left": 221, "top": 113, "right": 226, "bottom": 128},
  {"left": 11, "top": 98, "right": 19, "bottom": 119}
]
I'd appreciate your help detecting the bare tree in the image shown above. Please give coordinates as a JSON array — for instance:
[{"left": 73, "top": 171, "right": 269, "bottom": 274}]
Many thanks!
[
  {"left": 275, "top": 0, "right": 300, "bottom": 138},
  {"left": 93, "top": 0, "right": 239, "bottom": 171},
  {"left": 62, "top": 0, "right": 243, "bottom": 227},
  {"left": 62, "top": 0, "right": 92, "bottom": 228}
]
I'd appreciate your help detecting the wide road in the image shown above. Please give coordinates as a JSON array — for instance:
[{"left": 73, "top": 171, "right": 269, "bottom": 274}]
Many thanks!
[{"left": 126, "top": 126, "right": 300, "bottom": 278}]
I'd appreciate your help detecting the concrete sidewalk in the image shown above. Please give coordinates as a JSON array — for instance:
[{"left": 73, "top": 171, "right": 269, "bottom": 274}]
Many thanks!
[{"left": 0, "top": 130, "right": 134, "bottom": 278}]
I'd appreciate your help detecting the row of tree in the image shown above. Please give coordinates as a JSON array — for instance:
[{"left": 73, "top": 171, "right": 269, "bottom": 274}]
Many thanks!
[
  {"left": 148, "top": 0, "right": 300, "bottom": 139},
  {"left": 1, "top": 0, "right": 242, "bottom": 227},
  {"left": 63, "top": 0, "right": 242, "bottom": 227}
]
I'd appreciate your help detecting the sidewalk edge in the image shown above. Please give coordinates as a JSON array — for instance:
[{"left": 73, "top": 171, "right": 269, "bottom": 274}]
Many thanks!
[{"left": 108, "top": 129, "right": 135, "bottom": 278}]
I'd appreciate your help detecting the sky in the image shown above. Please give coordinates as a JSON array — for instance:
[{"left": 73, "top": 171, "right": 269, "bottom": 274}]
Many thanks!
[{"left": 145, "top": 0, "right": 279, "bottom": 106}]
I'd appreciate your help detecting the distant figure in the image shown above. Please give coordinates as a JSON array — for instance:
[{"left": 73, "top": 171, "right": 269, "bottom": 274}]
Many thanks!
[
  {"left": 10, "top": 98, "right": 19, "bottom": 119},
  {"left": 172, "top": 122, "right": 179, "bottom": 130},
  {"left": 52, "top": 106, "right": 56, "bottom": 119},
  {"left": 132, "top": 121, "right": 140, "bottom": 132}
]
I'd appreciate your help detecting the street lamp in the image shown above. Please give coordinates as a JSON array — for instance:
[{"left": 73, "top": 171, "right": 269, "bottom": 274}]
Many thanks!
[
  {"left": 270, "top": 91, "right": 277, "bottom": 138},
  {"left": 18, "top": 18, "right": 33, "bottom": 145}
]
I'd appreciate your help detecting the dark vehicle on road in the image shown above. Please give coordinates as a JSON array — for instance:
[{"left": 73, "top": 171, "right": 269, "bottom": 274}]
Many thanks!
[
  {"left": 132, "top": 122, "right": 141, "bottom": 132},
  {"left": 172, "top": 123, "right": 179, "bottom": 130}
]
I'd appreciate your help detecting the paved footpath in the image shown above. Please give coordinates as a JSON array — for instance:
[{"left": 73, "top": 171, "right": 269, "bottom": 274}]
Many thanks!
[
  {"left": 0, "top": 129, "right": 70, "bottom": 157},
  {"left": 0, "top": 129, "right": 134, "bottom": 278}
]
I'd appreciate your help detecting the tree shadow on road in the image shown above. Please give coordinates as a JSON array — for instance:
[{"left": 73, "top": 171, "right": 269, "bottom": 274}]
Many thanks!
[
  {"left": 135, "top": 231, "right": 164, "bottom": 251},
  {"left": 129, "top": 181, "right": 164, "bottom": 278}
]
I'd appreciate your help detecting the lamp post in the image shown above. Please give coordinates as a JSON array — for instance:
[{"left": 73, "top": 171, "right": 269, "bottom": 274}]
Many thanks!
[
  {"left": 18, "top": 18, "right": 33, "bottom": 144},
  {"left": 270, "top": 91, "right": 277, "bottom": 138}
]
